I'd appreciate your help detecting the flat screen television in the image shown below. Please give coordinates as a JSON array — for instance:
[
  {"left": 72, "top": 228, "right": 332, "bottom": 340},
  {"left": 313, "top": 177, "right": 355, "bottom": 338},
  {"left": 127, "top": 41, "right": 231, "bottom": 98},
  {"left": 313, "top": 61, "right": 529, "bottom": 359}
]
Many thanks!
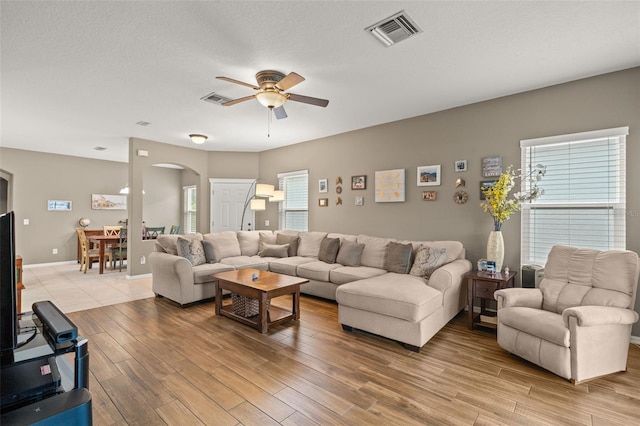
[{"left": 0, "top": 211, "right": 17, "bottom": 365}]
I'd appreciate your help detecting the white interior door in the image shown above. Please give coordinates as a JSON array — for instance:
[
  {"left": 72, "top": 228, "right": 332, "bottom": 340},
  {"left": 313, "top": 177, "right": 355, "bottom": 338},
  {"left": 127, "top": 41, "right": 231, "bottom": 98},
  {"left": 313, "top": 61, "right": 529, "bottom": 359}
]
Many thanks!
[{"left": 210, "top": 179, "right": 254, "bottom": 232}]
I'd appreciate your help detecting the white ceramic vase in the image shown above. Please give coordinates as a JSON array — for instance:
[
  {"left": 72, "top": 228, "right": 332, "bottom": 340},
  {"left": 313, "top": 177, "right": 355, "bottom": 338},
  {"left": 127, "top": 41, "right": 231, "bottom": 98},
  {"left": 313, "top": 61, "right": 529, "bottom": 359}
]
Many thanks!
[{"left": 486, "top": 230, "right": 504, "bottom": 272}]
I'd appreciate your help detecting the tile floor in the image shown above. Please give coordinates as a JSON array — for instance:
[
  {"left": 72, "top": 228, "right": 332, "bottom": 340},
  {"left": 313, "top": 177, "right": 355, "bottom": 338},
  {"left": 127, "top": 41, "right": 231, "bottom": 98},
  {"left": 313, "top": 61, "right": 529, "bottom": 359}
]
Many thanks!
[{"left": 20, "top": 262, "right": 154, "bottom": 314}]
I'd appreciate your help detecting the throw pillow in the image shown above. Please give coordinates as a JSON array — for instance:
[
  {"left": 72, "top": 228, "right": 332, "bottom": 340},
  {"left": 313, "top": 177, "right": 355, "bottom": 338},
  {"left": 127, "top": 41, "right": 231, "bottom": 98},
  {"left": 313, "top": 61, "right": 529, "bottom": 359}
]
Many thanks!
[
  {"left": 336, "top": 240, "right": 365, "bottom": 267},
  {"left": 259, "top": 243, "right": 290, "bottom": 258},
  {"left": 258, "top": 233, "right": 278, "bottom": 255},
  {"left": 157, "top": 234, "right": 181, "bottom": 255},
  {"left": 409, "top": 245, "right": 448, "bottom": 279},
  {"left": 177, "top": 236, "right": 206, "bottom": 266},
  {"left": 276, "top": 233, "right": 300, "bottom": 257},
  {"left": 202, "top": 240, "right": 217, "bottom": 263},
  {"left": 384, "top": 241, "right": 413, "bottom": 274},
  {"left": 318, "top": 237, "right": 340, "bottom": 264}
]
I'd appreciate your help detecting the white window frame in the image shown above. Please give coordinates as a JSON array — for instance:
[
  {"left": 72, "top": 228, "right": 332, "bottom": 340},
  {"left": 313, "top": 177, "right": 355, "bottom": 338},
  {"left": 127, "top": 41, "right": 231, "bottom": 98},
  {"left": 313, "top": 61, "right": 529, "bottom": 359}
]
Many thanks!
[
  {"left": 278, "top": 170, "right": 308, "bottom": 231},
  {"left": 520, "top": 127, "right": 628, "bottom": 266}
]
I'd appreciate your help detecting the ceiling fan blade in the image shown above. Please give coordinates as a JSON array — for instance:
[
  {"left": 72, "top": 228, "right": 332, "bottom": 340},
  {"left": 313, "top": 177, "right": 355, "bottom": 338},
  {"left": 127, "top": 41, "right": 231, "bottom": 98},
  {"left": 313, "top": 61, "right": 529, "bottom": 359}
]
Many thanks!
[
  {"left": 221, "top": 95, "right": 255, "bottom": 106},
  {"left": 288, "top": 93, "right": 329, "bottom": 107},
  {"left": 275, "top": 72, "right": 305, "bottom": 91},
  {"left": 273, "top": 105, "right": 287, "bottom": 120},
  {"left": 216, "top": 76, "right": 260, "bottom": 90}
]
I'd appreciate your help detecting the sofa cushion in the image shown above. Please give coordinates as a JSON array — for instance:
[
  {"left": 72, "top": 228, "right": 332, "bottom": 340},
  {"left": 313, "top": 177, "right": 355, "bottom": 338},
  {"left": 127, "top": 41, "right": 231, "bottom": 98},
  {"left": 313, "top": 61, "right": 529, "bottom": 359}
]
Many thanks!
[
  {"left": 219, "top": 256, "right": 269, "bottom": 270},
  {"left": 297, "top": 261, "right": 343, "bottom": 282},
  {"left": 259, "top": 243, "right": 289, "bottom": 258},
  {"left": 330, "top": 266, "right": 388, "bottom": 285},
  {"left": 327, "top": 233, "right": 357, "bottom": 243},
  {"left": 177, "top": 236, "right": 206, "bottom": 266},
  {"left": 202, "top": 240, "right": 217, "bottom": 263},
  {"left": 499, "top": 306, "right": 570, "bottom": 347},
  {"left": 318, "top": 237, "right": 340, "bottom": 264},
  {"left": 258, "top": 233, "right": 277, "bottom": 252},
  {"left": 357, "top": 235, "right": 394, "bottom": 269},
  {"left": 336, "top": 240, "right": 365, "bottom": 267},
  {"left": 384, "top": 241, "right": 413, "bottom": 274},
  {"left": 297, "top": 231, "right": 327, "bottom": 257},
  {"left": 269, "top": 256, "right": 316, "bottom": 275},
  {"left": 193, "top": 263, "right": 235, "bottom": 284},
  {"left": 336, "top": 273, "right": 442, "bottom": 323},
  {"left": 204, "top": 231, "right": 241, "bottom": 259},
  {"left": 238, "top": 231, "right": 272, "bottom": 256},
  {"left": 409, "top": 245, "right": 448, "bottom": 279},
  {"left": 276, "top": 233, "right": 300, "bottom": 257}
]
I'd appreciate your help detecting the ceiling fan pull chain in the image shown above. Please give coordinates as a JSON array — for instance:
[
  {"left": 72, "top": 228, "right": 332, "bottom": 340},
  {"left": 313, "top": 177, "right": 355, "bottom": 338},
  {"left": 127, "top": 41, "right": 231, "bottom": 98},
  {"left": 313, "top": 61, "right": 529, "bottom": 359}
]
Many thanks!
[{"left": 267, "top": 107, "right": 272, "bottom": 138}]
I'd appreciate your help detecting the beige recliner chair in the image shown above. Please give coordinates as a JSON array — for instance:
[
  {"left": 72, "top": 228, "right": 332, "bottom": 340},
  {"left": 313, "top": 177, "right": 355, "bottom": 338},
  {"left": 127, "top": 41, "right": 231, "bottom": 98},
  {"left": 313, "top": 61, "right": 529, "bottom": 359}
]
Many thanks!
[{"left": 494, "top": 245, "right": 639, "bottom": 383}]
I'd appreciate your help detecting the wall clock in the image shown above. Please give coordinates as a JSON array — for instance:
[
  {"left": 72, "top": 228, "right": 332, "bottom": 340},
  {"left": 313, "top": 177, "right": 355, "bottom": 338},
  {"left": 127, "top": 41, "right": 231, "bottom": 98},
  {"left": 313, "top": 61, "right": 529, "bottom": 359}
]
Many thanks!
[{"left": 454, "top": 190, "right": 468, "bottom": 204}]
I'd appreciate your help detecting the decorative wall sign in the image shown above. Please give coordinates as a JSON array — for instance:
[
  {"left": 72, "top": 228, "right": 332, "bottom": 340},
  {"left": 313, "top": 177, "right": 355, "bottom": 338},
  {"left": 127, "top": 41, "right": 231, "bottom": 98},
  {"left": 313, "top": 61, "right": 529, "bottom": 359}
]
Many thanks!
[
  {"left": 455, "top": 160, "right": 467, "bottom": 172},
  {"left": 47, "top": 200, "right": 72, "bottom": 211},
  {"left": 422, "top": 191, "right": 437, "bottom": 201},
  {"left": 319, "top": 179, "right": 328, "bottom": 193},
  {"left": 417, "top": 165, "right": 441, "bottom": 186},
  {"left": 91, "top": 194, "right": 127, "bottom": 210},
  {"left": 482, "top": 156, "right": 502, "bottom": 178},
  {"left": 375, "top": 169, "right": 405, "bottom": 202},
  {"left": 351, "top": 175, "right": 366, "bottom": 190}
]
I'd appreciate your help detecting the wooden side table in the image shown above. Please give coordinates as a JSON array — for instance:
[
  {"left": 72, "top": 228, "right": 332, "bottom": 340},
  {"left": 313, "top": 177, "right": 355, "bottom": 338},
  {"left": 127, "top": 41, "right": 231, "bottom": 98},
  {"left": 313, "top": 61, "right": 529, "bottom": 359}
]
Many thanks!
[{"left": 466, "top": 270, "right": 516, "bottom": 330}]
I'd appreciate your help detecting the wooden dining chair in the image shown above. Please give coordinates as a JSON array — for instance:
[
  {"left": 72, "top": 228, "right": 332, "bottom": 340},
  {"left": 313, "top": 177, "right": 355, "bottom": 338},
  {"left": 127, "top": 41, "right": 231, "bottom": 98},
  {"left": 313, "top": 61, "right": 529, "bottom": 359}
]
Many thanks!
[
  {"left": 169, "top": 225, "right": 180, "bottom": 234},
  {"left": 109, "top": 227, "right": 128, "bottom": 271},
  {"left": 144, "top": 226, "right": 165, "bottom": 239},
  {"left": 76, "top": 228, "right": 100, "bottom": 273},
  {"left": 102, "top": 225, "right": 121, "bottom": 267}
]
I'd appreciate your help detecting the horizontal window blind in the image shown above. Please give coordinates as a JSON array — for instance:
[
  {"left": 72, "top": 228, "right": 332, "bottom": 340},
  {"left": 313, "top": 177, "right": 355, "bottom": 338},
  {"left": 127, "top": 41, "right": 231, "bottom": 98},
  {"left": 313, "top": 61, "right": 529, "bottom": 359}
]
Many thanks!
[
  {"left": 521, "top": 127, "right": 627, "bottom": 266},
  {"left": 183, "top": 186, "right": 197, "bottom": 233},
  {"left": 278, "top": 170, "right": 308, "bottom": 231}
]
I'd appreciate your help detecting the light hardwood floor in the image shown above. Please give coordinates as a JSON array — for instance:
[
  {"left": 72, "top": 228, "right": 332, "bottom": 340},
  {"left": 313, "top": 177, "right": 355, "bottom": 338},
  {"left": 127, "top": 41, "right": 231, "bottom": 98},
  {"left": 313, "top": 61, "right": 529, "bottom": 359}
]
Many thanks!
[{"left": 64, "top": 294, "right": 640, "bottom": 425}]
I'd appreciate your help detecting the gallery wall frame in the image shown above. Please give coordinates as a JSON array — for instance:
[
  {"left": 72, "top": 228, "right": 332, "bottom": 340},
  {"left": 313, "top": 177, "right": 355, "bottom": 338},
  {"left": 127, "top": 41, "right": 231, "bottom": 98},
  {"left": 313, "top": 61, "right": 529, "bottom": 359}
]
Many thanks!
[
  {"left": 47, "top": 200, "right": 72, "bottom": 211},
  {"left": 91, "top": 194, "right": 127, "bottom": 210},
  {"left": 417, "top": 165, "right": 441, "bottom": 186},
  {"left": 318, "top": 198, "right": 328, "bottom": 207},
  {"left": 375, "top": 168, "right": 405, "bottom": 202},
  {"left": 351, "top": 175, "right": 366, "bottom": 190},
  {"left": 480, "top": 180, "right": 498, "bottom": 200},
  {"left": 319, "top": 179, "right": 328, "bottom": 193},
  {"left": 455, "top": 160, "right": 467, "bottom": 172},
  {"left": 422, "top": 191, "right": 437, "bottom": 201},
  {"left": 482, "top": 155, "right": 502, "bottom": 178}
]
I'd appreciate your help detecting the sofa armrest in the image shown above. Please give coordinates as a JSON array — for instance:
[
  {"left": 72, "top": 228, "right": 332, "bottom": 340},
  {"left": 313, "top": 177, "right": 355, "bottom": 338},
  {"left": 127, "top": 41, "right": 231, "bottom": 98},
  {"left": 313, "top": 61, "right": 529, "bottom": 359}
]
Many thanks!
[
  {"left": 149, "top": 251, "right": 194, "bottom": 287},
  {"left": 562, "top": 306, "right": 640, "bottom": 327},
  {"left": 428, "top": 259, "right": 472, "bottom": 294},
  {"left": 494, "top": 288, "right": 543, "bottom": 310}
]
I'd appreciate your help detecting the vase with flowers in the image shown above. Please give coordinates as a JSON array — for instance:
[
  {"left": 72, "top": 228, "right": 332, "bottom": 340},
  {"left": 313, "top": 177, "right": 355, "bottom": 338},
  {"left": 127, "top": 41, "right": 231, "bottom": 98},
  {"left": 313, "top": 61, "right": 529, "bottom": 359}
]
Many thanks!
[{"left": 480, "top": 164, "right": 546, "bottom": 271}]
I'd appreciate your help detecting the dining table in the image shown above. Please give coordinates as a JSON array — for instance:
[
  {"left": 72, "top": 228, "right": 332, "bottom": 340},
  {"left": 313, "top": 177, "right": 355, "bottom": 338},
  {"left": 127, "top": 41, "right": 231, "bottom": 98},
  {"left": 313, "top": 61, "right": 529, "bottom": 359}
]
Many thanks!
[{"left": 88, "top": 234, "right": 121, "bottom": 274}]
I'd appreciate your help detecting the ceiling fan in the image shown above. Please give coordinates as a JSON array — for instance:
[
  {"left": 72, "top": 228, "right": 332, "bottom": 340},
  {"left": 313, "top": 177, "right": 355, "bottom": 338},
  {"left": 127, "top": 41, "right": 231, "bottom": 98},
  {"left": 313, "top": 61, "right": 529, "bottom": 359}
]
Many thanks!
[{"left": 216, "top": 70, "right": 329, "bottom": 119}]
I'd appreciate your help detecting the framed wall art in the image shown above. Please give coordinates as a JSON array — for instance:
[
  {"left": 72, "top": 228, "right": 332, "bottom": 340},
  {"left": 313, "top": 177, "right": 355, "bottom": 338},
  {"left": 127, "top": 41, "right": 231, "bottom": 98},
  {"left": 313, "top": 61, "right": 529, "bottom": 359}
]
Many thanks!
[
  {"left": 319, "top": 179, "right": 328, "bottom": 193},
  {"left": 355, "top": 196, "right": 364, "bottom": 206},
  {"left": 482, "top": 156, "right": 502, "bottom": 178},
  {"left": 351, "top": 175, "right": 366, "bottom": 190},
  {"left": 480, "top": 180, "right": 498, "bottom": 200},
  {"left": 417, "top": 165, "right": 441, "bottom": 186},
  {"left": 47, "top": 200, "right": 72, "bottom": 211},
  {"left": 318, "top": 198, "right": 328, "bottom": 207},
  {"left": 422, "top": 191, "right": 437, "bottom": 201},
  {"left": 91, "top": 194, "right": 127, "bottom": 210},
  {"left": 455, "top": 160, "right": 467, "bottom": 172},
  {"left": 375, "top": 169, "right": 405, "bottom": 202}
]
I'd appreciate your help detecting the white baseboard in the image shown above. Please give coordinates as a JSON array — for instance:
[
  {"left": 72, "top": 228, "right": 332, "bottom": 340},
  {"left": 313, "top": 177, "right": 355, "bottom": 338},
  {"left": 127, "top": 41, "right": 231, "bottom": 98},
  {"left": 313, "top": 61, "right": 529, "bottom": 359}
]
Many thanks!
[
  {"left": 127, "top": 273, "right": 151, "bottom": 280},
  {"left": 631, "top": 335, "right": 640, "bottom": 345},
  {"left": 23, "top": 260, "right": 77, "bottom": 268}
]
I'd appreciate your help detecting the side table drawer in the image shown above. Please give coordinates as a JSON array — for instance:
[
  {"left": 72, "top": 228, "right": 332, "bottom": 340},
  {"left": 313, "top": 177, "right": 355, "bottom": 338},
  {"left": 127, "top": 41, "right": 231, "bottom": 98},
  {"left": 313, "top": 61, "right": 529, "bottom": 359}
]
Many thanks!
[{"left": 475, "top": 281, "right": 498, "bottom": 299}]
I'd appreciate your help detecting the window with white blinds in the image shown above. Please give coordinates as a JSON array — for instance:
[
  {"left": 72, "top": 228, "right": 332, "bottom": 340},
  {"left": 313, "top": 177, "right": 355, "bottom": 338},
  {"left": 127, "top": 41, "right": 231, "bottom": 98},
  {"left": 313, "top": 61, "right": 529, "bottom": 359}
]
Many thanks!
[
  {"left": 183, "top": 185, "right": 197, "bottom": 233},
  {"left": 520, "top": 127, "right": 628, "bottom": 266},
  {"left": 278, "top": 170, "right": 308, "bottom": 231}
]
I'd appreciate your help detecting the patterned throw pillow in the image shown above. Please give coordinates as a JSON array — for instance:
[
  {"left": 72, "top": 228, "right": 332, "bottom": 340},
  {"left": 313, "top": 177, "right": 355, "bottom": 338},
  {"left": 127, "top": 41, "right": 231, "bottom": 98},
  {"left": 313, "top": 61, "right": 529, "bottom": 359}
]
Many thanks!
[
  {"left": 177, "top": 236, "right": 206, "bottom": 266},
  {"left": 384, "top": 241, "right": 413, "bottom": 274},
  {"left": 409, "top": 245, "right": 448, "bottom": 279},
  {"left": 318, "top": 237, "right": 340, "bottom": 264},
  {"left": 336, "top": 240, "right": 365, "bottom": 267},
  {"left": 259, "top": 243, "right": 290, "bottom": 258}
]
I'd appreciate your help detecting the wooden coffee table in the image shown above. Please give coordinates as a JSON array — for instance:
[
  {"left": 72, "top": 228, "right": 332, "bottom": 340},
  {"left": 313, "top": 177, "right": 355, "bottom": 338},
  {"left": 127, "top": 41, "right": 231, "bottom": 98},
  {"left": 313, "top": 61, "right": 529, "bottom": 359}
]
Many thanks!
[{"left": 212, "top": 268, "right": 309, "bottom": 333}]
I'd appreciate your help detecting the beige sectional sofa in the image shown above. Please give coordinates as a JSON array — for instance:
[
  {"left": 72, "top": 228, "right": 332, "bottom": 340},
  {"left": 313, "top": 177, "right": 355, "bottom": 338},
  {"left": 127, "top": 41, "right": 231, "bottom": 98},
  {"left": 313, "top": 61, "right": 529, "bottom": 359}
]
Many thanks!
[{"left": 149, "top": 230, "right": 472, "bottom": 351}]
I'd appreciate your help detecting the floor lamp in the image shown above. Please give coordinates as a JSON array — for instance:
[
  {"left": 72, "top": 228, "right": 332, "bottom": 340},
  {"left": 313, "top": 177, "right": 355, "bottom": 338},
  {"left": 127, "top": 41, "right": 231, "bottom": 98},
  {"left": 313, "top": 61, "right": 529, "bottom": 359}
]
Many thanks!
[{"left": 240, "top": 181, "right": 275, "bottom": 230}]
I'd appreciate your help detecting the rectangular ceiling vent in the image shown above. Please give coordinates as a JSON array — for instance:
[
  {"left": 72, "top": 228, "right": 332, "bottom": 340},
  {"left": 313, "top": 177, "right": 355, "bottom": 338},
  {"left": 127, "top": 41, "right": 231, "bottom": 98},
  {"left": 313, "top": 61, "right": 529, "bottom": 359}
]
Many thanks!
[
  {"left": 202, "top": 91, "right": 233, "bottom": 106},
  {"left": 365, "top": 10, "right": 422, "bottom": 47}
]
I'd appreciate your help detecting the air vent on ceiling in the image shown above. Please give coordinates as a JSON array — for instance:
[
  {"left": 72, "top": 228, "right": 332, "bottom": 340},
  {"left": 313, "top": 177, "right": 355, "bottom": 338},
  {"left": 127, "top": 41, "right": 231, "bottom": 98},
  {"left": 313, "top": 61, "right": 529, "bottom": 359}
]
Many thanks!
[
  {"left": 202, "top": 91, "right": 233, "bottom": 105},
  {"left": 365, "top": 10, "right": 422, "bottom": 47},
  {"left": 136, "top": 121, "right": 151, "bottom": 126}
]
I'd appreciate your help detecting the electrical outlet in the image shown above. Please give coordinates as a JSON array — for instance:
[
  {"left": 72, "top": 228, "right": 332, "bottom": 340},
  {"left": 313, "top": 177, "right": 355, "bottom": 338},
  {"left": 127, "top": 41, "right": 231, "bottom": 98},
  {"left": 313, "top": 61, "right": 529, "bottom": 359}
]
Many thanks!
[
  {"left": 140, "top": 256, "right": 146, "bottom": 265},
  {"left": 265, "top": 219, "right": 270, "bottom": 226},
  {"left": 23, "top": 219, "right": 29, "bottom": 225},
  {"left": 52, "top": 248, "right": 58, "bottom": 255}
]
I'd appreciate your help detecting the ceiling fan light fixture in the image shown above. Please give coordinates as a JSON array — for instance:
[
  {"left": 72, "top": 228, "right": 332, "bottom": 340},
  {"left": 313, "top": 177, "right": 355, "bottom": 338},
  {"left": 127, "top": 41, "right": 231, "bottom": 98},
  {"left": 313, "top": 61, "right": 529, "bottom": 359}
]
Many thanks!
[
  {"left": 256, "top": 91, "right": 287, "bottom": 108},
  {"left": 189, "top": 134, "right": 208, "bottom": 144}
]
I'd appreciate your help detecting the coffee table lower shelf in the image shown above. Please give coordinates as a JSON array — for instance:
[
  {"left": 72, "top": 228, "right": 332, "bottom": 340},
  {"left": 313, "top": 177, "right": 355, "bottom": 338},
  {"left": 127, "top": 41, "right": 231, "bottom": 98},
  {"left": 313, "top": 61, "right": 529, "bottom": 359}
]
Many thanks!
[{"left": 219, "top": 303, "right": 295, "bottom": 331}]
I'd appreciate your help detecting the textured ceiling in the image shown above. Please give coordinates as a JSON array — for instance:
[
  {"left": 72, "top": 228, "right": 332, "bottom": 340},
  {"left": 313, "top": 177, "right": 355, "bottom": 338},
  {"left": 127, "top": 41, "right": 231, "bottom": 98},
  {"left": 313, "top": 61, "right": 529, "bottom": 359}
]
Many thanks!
[{"left": 2, "top": 1, "right": 639, "bottom": 163}]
